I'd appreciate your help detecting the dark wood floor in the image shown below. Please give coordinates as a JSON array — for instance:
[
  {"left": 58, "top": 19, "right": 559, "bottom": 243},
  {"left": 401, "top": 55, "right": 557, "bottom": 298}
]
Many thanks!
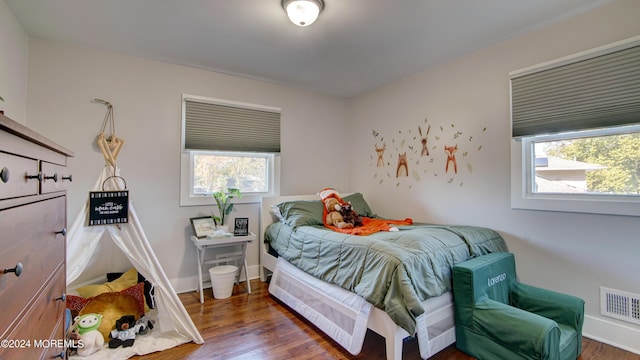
[{"left": 136, "top": 279, "right": 640, "bottom": 360}]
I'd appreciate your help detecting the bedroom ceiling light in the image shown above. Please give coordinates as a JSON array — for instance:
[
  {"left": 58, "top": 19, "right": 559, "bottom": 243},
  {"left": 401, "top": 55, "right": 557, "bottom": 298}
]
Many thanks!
[{"left": 282, "top": 0, "right": 324, "bottom": 27}]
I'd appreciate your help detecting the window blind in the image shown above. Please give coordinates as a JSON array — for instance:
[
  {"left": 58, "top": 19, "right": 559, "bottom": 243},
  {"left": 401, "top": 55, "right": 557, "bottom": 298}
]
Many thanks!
[
  {"left": 184, "top": 99, "right": 281, "bottom": 152},
  {"left": 510, "top": 42, "right": 640, "bottom": 137}
]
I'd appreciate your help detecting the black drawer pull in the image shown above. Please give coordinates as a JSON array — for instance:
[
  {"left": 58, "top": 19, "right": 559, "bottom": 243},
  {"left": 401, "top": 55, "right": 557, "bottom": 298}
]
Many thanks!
[
  {"left": 2, "top": 262, "right": 23, "bottom": 277},
  {"left": 55, "top": 294, "right": 66, "bottom": 302},
  {"left": 26, "top": 172, "right": 42, "bottom": 182},
  {"left": 62, "top": 174, "right": 73, "bottom": 182},
  {"left": 44, "top": 173, "right": 59, "bottom": 182},
  {"left": 55, "top": 228, "right": 67, "bottom": 236},
  {"left": 0, "top": 167, "right": 9, "bottom": 183}
]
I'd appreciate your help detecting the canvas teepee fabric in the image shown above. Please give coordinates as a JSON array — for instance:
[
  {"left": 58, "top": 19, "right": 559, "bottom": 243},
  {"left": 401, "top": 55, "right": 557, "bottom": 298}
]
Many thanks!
[{"left": 67, "top": 165, "right": 203, "bottom": 359}]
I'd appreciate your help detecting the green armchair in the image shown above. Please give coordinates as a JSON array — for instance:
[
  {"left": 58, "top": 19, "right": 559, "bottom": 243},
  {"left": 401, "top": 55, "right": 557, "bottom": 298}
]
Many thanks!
[{"left": 452, "top": 252, "right": 584, "bottom": 360}]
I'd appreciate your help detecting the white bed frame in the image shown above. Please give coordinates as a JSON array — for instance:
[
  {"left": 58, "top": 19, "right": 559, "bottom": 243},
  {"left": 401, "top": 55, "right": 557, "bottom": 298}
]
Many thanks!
[{"left": 259, "top": 195, "right": 456, "bottom": 360}]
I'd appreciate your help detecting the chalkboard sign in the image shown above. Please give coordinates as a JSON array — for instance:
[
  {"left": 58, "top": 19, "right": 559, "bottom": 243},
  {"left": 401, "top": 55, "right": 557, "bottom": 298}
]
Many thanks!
[
  {"left": 88, "top": 190, "right": 129, "bottom": 226},
  {"left": 234, "top": 217, "right": 249, "bottom": 236}
]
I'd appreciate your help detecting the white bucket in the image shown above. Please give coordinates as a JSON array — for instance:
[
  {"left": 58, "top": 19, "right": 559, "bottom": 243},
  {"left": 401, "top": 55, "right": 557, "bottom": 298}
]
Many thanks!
[{"left": 209, "top": 265, "right": 238, "bottom": 299}]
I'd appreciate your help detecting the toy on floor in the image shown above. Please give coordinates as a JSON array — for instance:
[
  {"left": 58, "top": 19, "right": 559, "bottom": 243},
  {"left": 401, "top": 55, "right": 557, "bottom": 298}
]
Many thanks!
[
  {"left": 74, "top": 313, "right": 104, "bottom": 357},
  {"left": 136, "top": 315, "right": 154, "bottom": 335},
  {"left": 108, "top": 314, "right": 150, "bottom": 348}
]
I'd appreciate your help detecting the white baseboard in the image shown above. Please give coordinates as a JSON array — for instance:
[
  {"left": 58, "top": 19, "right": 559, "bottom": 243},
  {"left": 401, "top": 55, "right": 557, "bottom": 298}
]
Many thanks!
[
  {"left": 583, "top": 315, "right": 640, "bottom": 355},
  {"left": 172, "top": 264, "right": 261, "bottom": 294}
]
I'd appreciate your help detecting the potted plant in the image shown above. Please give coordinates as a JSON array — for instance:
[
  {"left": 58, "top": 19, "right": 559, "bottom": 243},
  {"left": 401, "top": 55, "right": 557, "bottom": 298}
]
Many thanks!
[{"left": 211, "top": 188, "right": 242, "bottom": 232}]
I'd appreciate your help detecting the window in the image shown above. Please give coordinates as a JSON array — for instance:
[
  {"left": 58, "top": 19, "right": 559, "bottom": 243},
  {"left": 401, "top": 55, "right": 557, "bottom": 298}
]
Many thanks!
[
  {"left": 530, "top": 127, "right": 640, "bottom": 196},
  {"left": 192, "top": 151, "right": 271, "bottom": 194},
  {"left": 180, "top": 95, "right": 281, "bottom": 206},
  {"left": 510, "top": 36, "right": 640, "bottom": 216}
]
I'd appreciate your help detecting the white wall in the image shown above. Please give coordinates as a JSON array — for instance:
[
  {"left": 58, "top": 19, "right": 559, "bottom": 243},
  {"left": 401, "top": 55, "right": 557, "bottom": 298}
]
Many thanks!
[
  {"left": 25, "top": 39, "right": 350, "bottom": 291},
  {"left": 349, "top": 0, "right": 640, "bottom": 353},
  {"left": 0, "top": 1, "right": 28, "bottom": 122}
]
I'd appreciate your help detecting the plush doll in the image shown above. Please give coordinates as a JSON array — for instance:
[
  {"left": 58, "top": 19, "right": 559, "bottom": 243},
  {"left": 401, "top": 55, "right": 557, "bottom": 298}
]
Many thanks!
[
  {"left": 66, "top": 327, "right": 82, "bottom": 357},
  {"left": 74, "top": 313, "right": 104, "bottom": 357},
  {"left": 109, "top": 315, "right": 147, "bottom": 348},
  {"left": 324, "top": 197, "right": 354, "bottom": 229},
  {"left": 136, "top": 315, "right": 154, "bottom": 335},
  {"left": 319, "top": 188, "right": 355, "bottom": 229},
  {"left": 339, "top": 202, "right": 362, "bottom": 227}
]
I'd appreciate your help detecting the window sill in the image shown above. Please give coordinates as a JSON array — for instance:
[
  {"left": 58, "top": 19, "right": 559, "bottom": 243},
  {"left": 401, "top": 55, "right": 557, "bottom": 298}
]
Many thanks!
[{"left": 179, "top": 193, "right": 270, "bottom": 207}]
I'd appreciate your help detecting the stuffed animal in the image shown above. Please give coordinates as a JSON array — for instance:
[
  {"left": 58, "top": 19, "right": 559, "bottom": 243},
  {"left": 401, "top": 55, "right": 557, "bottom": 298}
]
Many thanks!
[
  {"left": 74, "top": 313, "right": 104, "bottom": 357},
  {"left": 136, "top": 315, "right": 154, "bottom": 335},
  {"left": 66, "top": 329, "right": 82, "bottom": 357},
  {"left": 109, "top": 315, "right": 147, "bottom": 348},
  {"left": 339, "top": 202, "right": 362, "bottom": 227},
  {"left": 324, "top": 197, "right": 354, "bottom": 229}
]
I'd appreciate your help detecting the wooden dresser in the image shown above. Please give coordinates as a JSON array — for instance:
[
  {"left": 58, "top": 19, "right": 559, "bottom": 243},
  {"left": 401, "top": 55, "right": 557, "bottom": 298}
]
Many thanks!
[{"left": 0, "top": 114, "right": 74, "bottom": 359}]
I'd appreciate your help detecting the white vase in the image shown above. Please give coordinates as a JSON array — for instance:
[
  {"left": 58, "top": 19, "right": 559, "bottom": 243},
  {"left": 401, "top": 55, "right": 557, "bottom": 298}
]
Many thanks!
[{"left": 216, "top": 225, "right": 229, "bottom": 233}]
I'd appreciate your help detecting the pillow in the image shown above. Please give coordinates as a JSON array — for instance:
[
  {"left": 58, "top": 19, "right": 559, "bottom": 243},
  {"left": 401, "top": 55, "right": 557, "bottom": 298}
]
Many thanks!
[
  {"left": 107, "top": 271, "right": 155, "bottom": 310},
  {"left": 68, "top": 282, "right": 146, "bottom": 342},
  {"left": 75, "top": 267, "right": 139, "bottom": 298},
  {"left": 270, "top": 204, "right": 285, "bottom": 222},
  {"left": 66, "top": 294, "right": 89, "bottom": 314},
  {"left": 276, "top": 200, "right": 324, "bottom": 228},
  {"left": 343, "top": 193, "right": 376, "bottom": 218},
  {"left": 67, "top": 282, "right": 146, "bottom": 314},
  {"left": 119, "top": 282, "right": 147, "bottom": 314}
]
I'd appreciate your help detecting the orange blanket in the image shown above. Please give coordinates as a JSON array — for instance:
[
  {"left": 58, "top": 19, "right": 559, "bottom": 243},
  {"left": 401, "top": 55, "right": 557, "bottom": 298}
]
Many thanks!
[{"left": 324, "top": 216, "right": 413, "bottom": 236}]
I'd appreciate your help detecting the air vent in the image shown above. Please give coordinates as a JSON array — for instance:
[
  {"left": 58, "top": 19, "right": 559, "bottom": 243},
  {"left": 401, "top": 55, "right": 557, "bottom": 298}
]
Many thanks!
[{"left": 600, "top": 287, "right": 640, "bottom": 325}]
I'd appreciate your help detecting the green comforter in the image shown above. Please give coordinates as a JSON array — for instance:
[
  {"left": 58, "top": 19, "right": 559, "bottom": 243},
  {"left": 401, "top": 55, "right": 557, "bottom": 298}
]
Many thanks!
[{"left": 265, "top": 222, "right": 508, "bottom": 334}]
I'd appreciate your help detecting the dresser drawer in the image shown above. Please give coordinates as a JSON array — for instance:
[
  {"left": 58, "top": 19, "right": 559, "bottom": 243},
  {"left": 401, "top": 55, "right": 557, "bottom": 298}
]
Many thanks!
[
  {"left": 0, "top": 267, "right": 66, "bottom": 360},
  {"left": 41, "top": 318, "right": 66, "bottom": 360},
  {"left": 0, "top": 196, "right": 66, "bottom": 333},
  {"left": 40, "top": 162, "right": 72, "bottom": 194},
  {"left": 0, "top": 152, "right": 39, "bottom": 200}
]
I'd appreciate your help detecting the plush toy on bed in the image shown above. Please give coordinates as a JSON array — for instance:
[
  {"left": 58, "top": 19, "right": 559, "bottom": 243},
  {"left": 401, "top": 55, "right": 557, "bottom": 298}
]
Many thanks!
[
  {"left": 339, "top": 202, "right": 362, "bottom": 227},
  {"left": 74, "top": 313, "right": 104, "bottom": 357},
  {"left": 323, "top": 196, "right": 354, "bottom": 229},
  {"left": 108, "top": 314, "right": 147, "bottom": 348},
  {"left": 319, "top": 188, "right": 357, "bottom": 229}
]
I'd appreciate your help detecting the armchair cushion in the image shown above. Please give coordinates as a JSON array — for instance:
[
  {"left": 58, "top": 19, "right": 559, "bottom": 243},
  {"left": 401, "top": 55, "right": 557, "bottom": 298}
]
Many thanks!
[
  {"left": 471, "top": 298, "right": 560, "bottom": 359},
  {"left": 511, "top": 283, "right": 584, "bottom": 360},
  {"left": 511, "top": 282, "right": 585, "bottom": 330}
]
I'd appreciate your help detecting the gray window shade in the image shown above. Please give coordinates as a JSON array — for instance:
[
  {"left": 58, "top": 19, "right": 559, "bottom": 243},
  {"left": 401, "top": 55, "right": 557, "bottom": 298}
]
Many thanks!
[
  {"left": 511, "top": 43, "right": 640, "bottom": 137},
  {"left": 184, "top": 99, "right": 281, "bottom": 152}
]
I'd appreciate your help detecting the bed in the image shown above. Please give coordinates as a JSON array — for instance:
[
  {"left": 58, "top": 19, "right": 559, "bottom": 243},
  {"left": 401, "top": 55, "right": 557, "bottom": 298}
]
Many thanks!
[{"left": 259, "top": 194, "right": 508, "bottom": 360}]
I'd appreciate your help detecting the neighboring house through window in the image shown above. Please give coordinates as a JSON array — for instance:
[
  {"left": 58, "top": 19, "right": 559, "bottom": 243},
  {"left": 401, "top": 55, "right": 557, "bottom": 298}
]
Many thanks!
[{"left": 534, "top": 155, "right": 606, "bottom": 193}]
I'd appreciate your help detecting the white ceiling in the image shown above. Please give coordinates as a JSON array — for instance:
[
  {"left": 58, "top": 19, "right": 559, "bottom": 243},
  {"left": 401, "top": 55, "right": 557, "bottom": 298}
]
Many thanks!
[{"left": 6, "top": 0, "right": 613, "bottom": 98}]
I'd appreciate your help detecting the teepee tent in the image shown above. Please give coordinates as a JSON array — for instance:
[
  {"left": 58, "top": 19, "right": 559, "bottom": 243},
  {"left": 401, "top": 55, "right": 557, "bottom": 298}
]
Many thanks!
[
  {"left": 66, "top": 100, "right": 202, "bottom": 359},
  {"left": 67, "top": 165, "right": 204, "bottom": 359}
]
